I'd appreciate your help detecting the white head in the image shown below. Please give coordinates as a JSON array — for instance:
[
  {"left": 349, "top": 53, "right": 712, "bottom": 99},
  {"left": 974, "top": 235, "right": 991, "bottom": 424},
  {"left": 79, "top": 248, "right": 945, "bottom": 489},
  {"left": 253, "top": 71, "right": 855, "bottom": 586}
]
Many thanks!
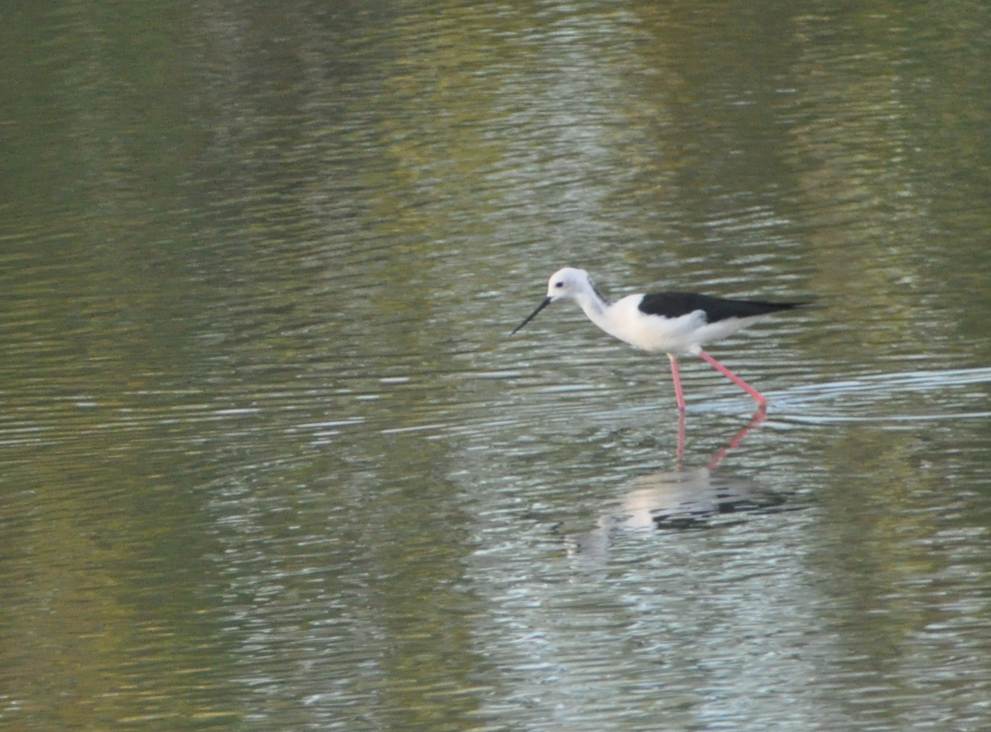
[
  {"left": 512, "top": 267, "right": 602, "bottom": 335},
  {"left": 545, "top": 267, "right": 595, "bottom": 302}
]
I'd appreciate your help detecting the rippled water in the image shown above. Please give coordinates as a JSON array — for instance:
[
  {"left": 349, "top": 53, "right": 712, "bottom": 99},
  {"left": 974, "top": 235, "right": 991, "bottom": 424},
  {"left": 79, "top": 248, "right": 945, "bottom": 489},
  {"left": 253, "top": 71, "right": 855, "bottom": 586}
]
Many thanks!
[{"left": 3, "top": 1, "right": 991, "bottom": 730}]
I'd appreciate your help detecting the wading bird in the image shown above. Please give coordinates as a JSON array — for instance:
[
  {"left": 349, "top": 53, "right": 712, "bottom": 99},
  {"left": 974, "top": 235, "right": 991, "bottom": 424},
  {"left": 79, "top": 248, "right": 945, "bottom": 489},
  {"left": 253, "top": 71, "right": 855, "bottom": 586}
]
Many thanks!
[{"left": 512, "top": 267, "right": 805, "bottom": 412}]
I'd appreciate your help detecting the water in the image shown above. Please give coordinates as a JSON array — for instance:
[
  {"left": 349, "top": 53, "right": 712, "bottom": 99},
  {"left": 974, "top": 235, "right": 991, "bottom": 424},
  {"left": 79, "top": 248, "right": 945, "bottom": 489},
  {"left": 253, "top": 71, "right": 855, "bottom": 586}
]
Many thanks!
[{"left": 3, "top": 1, "right": 991, "bottom": 730}]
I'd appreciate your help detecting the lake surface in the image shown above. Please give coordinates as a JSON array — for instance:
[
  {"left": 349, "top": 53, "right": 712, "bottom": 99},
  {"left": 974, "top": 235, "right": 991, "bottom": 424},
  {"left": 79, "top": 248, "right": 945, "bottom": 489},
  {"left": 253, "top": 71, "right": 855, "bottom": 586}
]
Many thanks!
[{"left": 3, "top": 2, "right": 991, "bottom": 730}]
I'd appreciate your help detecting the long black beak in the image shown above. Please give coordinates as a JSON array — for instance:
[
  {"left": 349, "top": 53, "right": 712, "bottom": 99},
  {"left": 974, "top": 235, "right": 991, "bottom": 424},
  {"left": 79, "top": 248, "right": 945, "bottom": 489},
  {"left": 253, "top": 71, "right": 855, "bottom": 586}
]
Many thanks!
[{"left": 511, "top": 297, "right": 552, "bottom": 335}]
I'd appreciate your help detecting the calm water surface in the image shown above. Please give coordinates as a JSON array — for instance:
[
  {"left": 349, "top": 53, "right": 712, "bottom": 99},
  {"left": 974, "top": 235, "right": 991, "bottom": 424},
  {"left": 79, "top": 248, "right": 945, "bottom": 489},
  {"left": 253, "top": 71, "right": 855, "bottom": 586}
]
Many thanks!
[{"left": 3, "top": 1, "right": 991, "bottom": 730}]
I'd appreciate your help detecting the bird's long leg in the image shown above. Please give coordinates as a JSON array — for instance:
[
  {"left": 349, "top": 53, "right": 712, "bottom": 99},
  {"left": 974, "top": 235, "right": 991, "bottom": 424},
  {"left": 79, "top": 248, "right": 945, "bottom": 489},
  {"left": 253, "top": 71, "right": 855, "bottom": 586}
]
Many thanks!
[
  {"left": 667, "top": 354, "right": 687, "bottom": 413},
  {"left": 696, "top": 348, "right": 767, "bottom": 410}
]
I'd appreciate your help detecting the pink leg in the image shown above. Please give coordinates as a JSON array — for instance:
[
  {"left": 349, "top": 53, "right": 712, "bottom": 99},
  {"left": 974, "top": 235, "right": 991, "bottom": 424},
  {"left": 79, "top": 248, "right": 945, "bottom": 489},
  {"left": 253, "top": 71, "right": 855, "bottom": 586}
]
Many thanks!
[
  {"left": 696, "top": 348, "right": 767, "bottom": 410},
  {"left": 667, "top": 353, "right": 686, "bottom": 412}
]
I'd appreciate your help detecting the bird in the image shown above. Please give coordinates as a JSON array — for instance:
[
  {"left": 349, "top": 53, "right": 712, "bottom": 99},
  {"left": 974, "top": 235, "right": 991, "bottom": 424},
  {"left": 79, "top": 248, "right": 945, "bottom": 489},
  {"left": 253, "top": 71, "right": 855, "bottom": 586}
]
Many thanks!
[{"left": 511, "top": 267, "right": 806, "bottom": 412}]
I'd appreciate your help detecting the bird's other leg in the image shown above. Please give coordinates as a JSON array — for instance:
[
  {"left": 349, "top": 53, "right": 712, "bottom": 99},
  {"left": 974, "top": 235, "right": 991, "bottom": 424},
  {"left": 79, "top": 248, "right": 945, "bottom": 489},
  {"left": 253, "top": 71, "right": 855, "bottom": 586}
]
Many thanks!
[
  {"left": 667, "top": 353, "right": 686, "bottom": 413},
  {"left": 696, "top": 348, "right": 767, "bottom": 411}
]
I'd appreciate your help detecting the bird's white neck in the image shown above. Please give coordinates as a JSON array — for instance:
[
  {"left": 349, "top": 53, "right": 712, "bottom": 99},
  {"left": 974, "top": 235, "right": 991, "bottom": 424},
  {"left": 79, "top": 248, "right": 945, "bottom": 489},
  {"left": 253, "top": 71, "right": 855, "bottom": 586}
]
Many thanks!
[{"left": 573, "top": 286, "right": 611, "bottom": 328}]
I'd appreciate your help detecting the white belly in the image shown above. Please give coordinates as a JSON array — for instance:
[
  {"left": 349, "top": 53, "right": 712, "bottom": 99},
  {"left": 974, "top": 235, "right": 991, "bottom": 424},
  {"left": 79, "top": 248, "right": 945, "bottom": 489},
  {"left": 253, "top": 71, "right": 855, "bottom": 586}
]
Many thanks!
[{"left": 591, "top": 296, "right": 763, "bottom": 355}]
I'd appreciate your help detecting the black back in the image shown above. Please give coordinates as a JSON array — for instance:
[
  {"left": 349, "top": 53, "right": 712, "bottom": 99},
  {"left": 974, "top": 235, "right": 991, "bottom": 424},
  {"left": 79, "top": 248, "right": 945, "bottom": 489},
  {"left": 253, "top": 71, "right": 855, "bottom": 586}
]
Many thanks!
[{"left": 637, "top": 292, "right": 804, "bottom": 322}]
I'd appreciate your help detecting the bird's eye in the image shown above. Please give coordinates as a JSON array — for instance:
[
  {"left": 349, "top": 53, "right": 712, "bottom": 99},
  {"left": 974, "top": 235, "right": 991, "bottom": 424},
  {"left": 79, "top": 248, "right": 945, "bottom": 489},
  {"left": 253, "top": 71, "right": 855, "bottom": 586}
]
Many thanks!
[{"left": 555, "top": 281, "right": 564, "bottom": 288}]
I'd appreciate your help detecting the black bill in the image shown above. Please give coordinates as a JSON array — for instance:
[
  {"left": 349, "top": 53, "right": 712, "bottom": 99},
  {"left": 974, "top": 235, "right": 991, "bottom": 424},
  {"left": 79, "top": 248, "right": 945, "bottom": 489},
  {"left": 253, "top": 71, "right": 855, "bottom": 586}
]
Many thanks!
[{"left": 511, "top": 296, "right": 552, "bottom": 335}]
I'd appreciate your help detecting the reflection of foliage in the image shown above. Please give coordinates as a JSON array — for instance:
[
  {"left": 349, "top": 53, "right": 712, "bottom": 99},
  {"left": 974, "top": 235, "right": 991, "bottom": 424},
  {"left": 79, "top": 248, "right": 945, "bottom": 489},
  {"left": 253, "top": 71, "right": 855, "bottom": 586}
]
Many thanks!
[{"left": 4, "top": 0, "right": 991, "bottom": 729}]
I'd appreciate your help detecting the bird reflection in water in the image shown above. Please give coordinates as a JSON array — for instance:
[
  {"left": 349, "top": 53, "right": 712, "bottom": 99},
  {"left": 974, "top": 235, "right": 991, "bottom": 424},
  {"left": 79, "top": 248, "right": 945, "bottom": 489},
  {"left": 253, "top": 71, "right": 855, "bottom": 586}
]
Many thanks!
[{"left": 566, "top": 408, "right": 787, "bottom": 563}]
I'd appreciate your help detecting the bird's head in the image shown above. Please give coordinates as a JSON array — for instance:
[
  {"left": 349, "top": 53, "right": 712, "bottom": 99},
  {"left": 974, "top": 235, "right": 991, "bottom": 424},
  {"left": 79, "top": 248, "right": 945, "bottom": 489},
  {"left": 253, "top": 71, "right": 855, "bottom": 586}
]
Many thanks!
[
  {"left": 511, "top": 267, "right": 596, "bottom": 335},
  {"left": 545, "top": 267, "right": 592, "bottom": 302}
]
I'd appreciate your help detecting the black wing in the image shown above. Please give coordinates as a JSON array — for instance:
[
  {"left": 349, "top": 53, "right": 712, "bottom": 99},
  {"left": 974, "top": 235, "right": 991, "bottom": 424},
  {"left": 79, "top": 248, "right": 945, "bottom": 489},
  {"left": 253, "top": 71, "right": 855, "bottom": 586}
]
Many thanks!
[{"left": 638, "top": 292, "right": 805, "bottom": 323}]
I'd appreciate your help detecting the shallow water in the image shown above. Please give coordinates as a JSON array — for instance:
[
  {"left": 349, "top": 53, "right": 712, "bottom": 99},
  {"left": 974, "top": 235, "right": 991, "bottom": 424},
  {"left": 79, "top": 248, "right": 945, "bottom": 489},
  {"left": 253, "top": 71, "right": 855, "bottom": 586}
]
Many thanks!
[{"left": 3, "top": 1, "right": 991, "bottom": 730}]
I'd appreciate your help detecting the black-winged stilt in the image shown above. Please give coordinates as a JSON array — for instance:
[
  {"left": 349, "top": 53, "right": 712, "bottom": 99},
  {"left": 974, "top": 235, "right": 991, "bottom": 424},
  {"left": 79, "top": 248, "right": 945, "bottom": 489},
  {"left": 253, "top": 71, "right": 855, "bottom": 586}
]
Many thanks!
[{"left": 511, "top": 267, "right": 805, "bottom": 412}]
